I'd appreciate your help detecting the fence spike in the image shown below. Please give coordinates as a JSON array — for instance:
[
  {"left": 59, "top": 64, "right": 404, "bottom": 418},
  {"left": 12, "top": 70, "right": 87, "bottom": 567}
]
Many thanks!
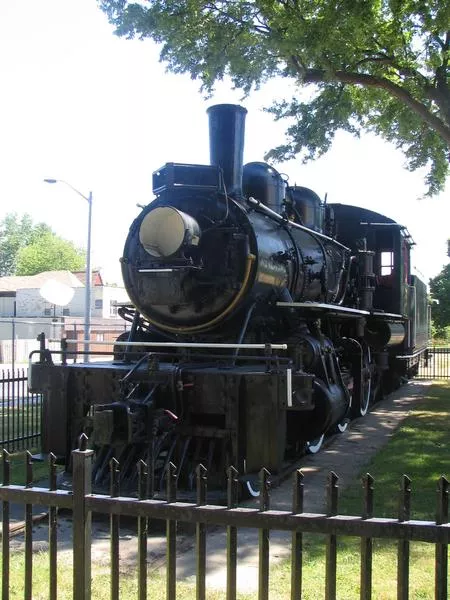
[
  {"left": 227, "top": 466, "right": 239, "bottom": 509},
  {"left": 398, "top": 475, "right": 411, "bottom": 522},
  {"left": 327, "top": 471, "right": 339, "bottom": 517},
  {"left": 292, "top": 469, "right": 304, "bottom": 514},
  {"left": 49, "top": 453, "right": 57, "bottom": 491},
  {"left": 196, "top": 464, "right": 208, "bottom": 506},
  {"left": 110, "top": 458, "right": 120, "bottom": 498},
  {"left": 137, "top": 460, "right": 148, "bottom": 501},
  {"left": 362, "top": 473, "right": 374, "bottom": 519},
  {"left": 78, "top": 433, "right": 89, "bottom": 451},
  {"left": 25, "top": 450, "right": 33, "bottom": 488},
  {"left": 259, "top": 468, "right": 271, "bottom": 512},
  {"left": 436, "top": 476, "right": 449, "bottom": 525},
  {"left": 2, "top": 449, "right": 10, "bottom": 485},
  {"left": 166, "top": 462, "right": 177, "bottom": 503}
]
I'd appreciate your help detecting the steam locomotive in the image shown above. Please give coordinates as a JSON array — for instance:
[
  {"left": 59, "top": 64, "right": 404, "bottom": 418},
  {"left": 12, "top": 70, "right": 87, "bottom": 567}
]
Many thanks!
[{"left": 30, "top": 104, "right": 429, "bottom": 495}]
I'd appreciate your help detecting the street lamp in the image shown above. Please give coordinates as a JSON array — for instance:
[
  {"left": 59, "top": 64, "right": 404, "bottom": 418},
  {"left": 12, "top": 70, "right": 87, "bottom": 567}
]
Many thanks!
[{"left": 44, "top": 179, "right": 92, "bottom": 361}]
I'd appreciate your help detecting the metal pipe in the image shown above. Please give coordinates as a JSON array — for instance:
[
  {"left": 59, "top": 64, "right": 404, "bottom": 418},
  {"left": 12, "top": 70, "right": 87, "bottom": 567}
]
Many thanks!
[
  {"left": 247, "top": 196, "right": 351, "bottom": 252},
  {"left": 49, "top": 340, "right": 288, "bottom": 350}
]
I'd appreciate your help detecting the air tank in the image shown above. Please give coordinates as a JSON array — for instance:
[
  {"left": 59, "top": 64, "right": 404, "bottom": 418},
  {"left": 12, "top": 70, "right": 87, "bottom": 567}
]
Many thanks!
[
  {"left": 289, "top": 186, "right": 324, "bottom": 232},
  {"left": 242, "top": 162, "right": 286, "bottom": 214}
]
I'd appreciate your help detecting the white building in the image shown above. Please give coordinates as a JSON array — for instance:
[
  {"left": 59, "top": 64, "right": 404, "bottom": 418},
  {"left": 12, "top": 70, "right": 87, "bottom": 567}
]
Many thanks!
[
  {"left": 0, "top": 270, "right": 129, "bottom": 319},
  {"left": 0, "top": 270, "right": 130, "bottom": 363}
]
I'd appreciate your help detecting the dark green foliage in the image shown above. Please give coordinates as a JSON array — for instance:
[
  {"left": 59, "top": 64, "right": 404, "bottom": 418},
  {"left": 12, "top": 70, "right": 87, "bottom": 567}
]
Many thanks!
[
  {"left": 0, "top": 212, "right": 85, "bottom": 277},
  {"left": 429, "top": 262, "right": 450, "bottom": 333},
  {"left": 98, "top": 0, "right": 449, "bottom": 195},
  {"left": 0, "top": 214, "right": 52, "bottom": 276}
]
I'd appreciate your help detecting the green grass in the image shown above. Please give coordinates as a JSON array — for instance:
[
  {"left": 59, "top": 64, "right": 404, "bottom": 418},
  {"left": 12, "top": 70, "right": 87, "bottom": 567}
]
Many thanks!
[
  {"left": 2, "top": 382, "right": 450, "bottom": 598},
  {"left": 340, "top": 381, "right": 450, "bottom": 520},
  {"left": 267, "top": 380, "right": 450, "bottom": 599},
  {"left": 6, "top": 553, "right": 248, "bottom": 600},
  {"left": 0, "top": 449, "right": 58, "bottom": 486}
]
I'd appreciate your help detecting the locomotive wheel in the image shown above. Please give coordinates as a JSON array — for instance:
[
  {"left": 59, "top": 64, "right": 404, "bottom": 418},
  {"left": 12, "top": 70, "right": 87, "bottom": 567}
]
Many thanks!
[
  {"left": 335, "top": 417, "right": 350, "bottom": 433},
  {"left": 305, "top": 433, "right": 325, "bottom": 454},
  {"left": 354, "top": 373, "right": 371, "bottom": 417},
  {"left": 238, "top": 474, "right": 261, "bottom": 500},
  {"left": 245, "top": 478, "right": 260, "bottom": 498},
  {"left": 351, "top": 348, "right": 372, "bottom": 418}
]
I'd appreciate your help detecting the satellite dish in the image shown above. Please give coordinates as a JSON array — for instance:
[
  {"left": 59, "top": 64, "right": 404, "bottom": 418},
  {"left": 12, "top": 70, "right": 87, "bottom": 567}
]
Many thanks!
[{"left": 39, "top": 279, "right": 75, "bottom": 306}]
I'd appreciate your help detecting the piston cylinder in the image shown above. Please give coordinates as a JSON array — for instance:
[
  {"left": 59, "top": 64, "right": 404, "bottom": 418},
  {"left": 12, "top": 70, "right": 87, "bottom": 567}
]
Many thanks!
[{"left": 364, "top": 319, "right": 405, "bottom": 349}]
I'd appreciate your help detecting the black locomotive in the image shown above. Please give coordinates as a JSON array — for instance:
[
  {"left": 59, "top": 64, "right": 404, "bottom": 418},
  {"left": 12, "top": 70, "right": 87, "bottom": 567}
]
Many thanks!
[{"left": 30, "top": 104, "right": 429, "bottom": 495}]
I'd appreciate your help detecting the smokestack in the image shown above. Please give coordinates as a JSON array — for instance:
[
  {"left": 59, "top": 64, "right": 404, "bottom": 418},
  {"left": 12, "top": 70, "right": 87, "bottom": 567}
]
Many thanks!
[{"left": 207, "top": 104, "right": 247, "bottom": 197}]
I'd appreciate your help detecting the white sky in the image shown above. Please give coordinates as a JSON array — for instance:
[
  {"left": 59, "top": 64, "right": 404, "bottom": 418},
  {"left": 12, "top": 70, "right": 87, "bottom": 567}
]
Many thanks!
[{"left": 0, "top": 0, "right": 448, "bottom": 286}]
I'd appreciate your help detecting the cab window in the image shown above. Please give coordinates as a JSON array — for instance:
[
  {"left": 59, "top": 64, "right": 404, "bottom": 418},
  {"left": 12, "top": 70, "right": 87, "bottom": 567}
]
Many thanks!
[{"left": 380, "top": 251, "right": 394, "bottom": 276}]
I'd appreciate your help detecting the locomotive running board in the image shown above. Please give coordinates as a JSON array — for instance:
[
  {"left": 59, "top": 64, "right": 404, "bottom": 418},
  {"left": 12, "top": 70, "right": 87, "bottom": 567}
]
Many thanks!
[
  {"left": 276, "top": 302, "right": 370, "bottom": 318},
  {"left": 277, "top": 302, "right": 405, "bottom": 321},
  {"left": 371, "top": 311, "right": 405, "bottom": 321}
]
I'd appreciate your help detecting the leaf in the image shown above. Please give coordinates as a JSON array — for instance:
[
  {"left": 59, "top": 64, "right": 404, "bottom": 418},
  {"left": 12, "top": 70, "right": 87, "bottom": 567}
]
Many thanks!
[{"left": 97, "top": 0, "right": 450, "bottom": 195}]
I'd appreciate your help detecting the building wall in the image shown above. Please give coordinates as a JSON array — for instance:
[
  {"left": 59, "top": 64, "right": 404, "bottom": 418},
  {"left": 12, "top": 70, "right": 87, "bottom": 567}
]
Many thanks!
[
  {"left": 11, "top": 286, "right": 129, "bottom": 320},
  {"left": 0, "top": 296, "right": 15, "bottom": 317},
  {"left": 97, "top": 286, "right": 130, "bottom": 319}
]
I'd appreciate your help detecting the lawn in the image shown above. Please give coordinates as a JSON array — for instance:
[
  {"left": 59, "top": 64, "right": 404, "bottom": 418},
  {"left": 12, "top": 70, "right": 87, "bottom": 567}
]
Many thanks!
[
  {"left": 0, "top": 448, "right": 53, "bottom": 486},
  {"left": 269, "top": 380, "right": 450, "bottom": 599}
]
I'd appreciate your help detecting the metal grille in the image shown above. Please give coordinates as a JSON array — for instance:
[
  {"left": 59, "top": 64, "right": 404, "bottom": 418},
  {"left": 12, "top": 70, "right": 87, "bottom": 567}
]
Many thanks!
[
  {"left": 417, "top": 346, "right": 450, "bottom": 380},
  {"left": 0, "top": 439, "right": 449, "bottom": 600},
  {"left": 0, "top": 368, "right": 41, "bottom": 452}
]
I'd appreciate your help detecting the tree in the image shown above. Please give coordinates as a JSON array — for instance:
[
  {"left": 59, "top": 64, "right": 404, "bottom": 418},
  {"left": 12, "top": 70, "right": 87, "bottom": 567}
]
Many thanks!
[
  {"left": 0, "top": 212, "right": 85, "bottom": 277},
  {"left": 16, "top": 232, "right": 85, "bottom": 276},
  {"left": 98, "top": 0, "right": 450, "bottom": 195},
  {"left": 429, "top": 263, "right": 450, "bottom": 335},
  {"left": 0, "top": 213, "right": 52, "bottom": 276}
]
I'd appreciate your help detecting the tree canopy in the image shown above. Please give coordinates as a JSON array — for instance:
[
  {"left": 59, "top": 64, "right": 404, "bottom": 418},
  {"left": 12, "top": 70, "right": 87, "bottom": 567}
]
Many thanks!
[
  {"left": 0, "top": 213, "right": 85, "bottom": 277},
  {"left": 429, "top": 262, "right": 450, "bottom": 334},
  {"left": 99, "top": 0, "right": 449, "bottom": 195}
]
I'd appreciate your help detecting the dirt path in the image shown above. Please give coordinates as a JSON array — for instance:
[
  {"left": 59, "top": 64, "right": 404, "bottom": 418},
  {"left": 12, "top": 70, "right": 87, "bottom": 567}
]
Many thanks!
[{"left": 7, "top": 381, "right": 432, "bottom": 592}]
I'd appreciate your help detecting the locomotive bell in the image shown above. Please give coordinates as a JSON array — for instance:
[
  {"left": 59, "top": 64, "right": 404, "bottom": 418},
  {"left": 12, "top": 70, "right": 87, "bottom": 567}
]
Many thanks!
[{"left": 139, "top": 206, "right": 201, "bottom": 258}]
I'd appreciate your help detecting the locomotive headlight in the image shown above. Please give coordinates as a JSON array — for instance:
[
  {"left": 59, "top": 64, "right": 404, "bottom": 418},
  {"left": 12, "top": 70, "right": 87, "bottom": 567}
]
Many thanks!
[{"left": 139, "top": 206, "right": 201, "bottom": 258}]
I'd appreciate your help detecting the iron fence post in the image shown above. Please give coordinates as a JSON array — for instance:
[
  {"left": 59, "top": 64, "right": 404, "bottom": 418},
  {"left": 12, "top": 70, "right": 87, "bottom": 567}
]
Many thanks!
[
  {"left": 326, "top": 471, "right": 339, "bottom": 600},
  {"left": 196, "top": 464, "right": 207, "bottom": 600},
  {"left": 291, "top": 469, "right": 304, "bottom": 600},
  {"left": 435, "top": 476, "right": 449, "bottom": 600},
  {"left": 72, "top": 434, "right": 93, "bottom": 600},
  {"left": 2, "top": 450, "right": 10, "bottom": 600},
  {"left": 226, "top": 466, "right": 239, "bottom": 600},
  {"left": 166, "top": 462, "right": 178, "bottom": 600},
  {"left": 360, "top": 473, "right": 374, "bottom": 600},
  {"left": 397, "top": 475, "right": 411, "bottom": 600},
  {"left": 258, "top": 468, "right": 271, "bottom": 600}
]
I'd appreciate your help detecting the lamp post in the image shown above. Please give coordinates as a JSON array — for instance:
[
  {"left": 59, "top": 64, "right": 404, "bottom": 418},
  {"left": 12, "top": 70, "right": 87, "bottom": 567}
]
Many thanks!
[{"left": 44, "top": 179, "right": 92, "bottom": 361}]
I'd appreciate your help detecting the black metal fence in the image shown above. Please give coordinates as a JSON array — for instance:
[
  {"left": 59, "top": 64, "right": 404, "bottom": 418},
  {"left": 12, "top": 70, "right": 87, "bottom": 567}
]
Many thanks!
[
  {"left": 0, "top": 368, "right": 41, "bottom": 452},
  {"left": 1, "top": 437, "right": 449, "bottom": 600},
  {"left": 417, "top": 346, "right": 450, "bottom": 380}
]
